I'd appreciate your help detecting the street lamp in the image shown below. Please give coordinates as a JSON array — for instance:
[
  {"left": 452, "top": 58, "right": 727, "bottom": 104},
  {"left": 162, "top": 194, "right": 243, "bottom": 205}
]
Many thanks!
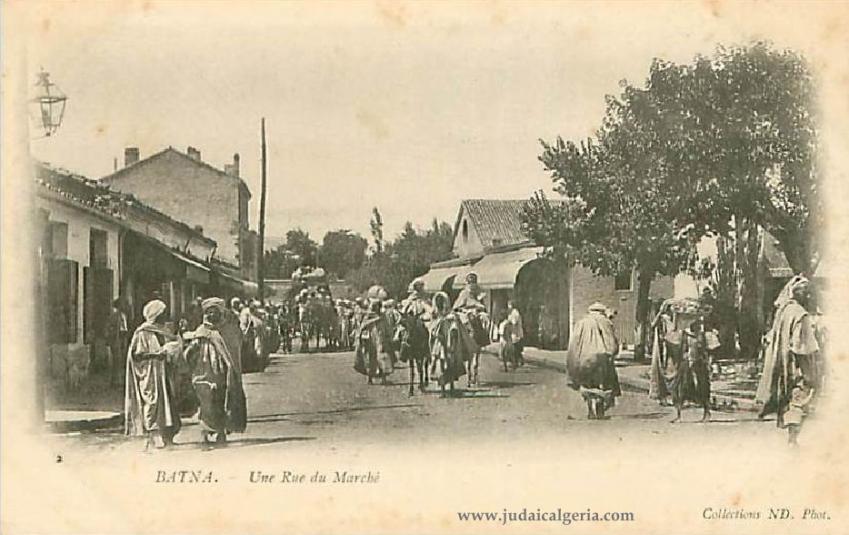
[{"left": 31, "top": 69, "right": 67, "bottom": 137}]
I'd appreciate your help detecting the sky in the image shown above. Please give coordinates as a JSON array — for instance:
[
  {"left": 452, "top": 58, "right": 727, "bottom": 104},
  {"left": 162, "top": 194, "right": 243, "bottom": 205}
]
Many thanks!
[{"left": 23, "top": 1, "right": 831, "bottom": 243}]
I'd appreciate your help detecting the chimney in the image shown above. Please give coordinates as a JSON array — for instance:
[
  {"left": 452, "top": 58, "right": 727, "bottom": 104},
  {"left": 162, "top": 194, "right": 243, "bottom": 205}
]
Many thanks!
[
  {"left": 187, "top": 146, "right": 201, "bottom": 161},
  {"left": 124, "top": 147, "right": 140, "bottom": 167},
  {"left": 224, "top": 153, "right": 240, "bottom": 177}
]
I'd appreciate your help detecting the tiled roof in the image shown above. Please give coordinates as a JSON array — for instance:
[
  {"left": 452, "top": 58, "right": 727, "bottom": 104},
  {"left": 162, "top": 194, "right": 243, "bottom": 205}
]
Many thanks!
[
  {"left": 457, "top": 199, "right": 534, "bottom": 249},
  {"left": 100, "top": 146, "right": 252, "bottom": 197},
  {"left": 36, "top": 161, "right": 214, "bottom": 245}
]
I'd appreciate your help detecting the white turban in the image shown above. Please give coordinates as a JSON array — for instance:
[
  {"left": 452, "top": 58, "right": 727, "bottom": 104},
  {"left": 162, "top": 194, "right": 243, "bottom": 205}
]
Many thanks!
[
  {"left": 143, "top": 299, "right": 167, "bottom": 323},
  {"left": 202, "top": 297, "right": 226, "bottom": 312},
  {"left": 774, "top": 274, "right": 810, "bottom": 309}
]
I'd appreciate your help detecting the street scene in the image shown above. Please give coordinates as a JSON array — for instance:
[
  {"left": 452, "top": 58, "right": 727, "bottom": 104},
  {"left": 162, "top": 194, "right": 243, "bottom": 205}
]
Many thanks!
[
  {"left": 52, "top": 348, "right": 781, "bottom": 458},
  {"left": 24, "top": 6, "right": 826, "bottom": 461}
]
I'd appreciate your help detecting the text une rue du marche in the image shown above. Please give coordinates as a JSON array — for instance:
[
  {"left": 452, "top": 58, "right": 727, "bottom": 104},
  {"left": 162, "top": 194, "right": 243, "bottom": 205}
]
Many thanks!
[{"left": 250, "top": 470, "right": 380, "bottom": 484}]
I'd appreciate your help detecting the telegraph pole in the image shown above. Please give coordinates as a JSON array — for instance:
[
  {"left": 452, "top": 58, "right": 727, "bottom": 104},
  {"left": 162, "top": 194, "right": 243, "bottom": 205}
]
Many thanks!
[{"left": 258, "top": 117, "right": 267, "bottom": 301}]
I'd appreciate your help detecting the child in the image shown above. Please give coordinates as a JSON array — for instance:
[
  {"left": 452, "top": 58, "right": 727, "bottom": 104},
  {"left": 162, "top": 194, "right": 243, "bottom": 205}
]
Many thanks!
[
  {"left": 498, "top": 312, "right": 517, "bottom": 372},
  {"left": 785, "top": 375, "right": 815, "bottom": 447},
  {"left": 671, "top": 317, "right": 711, "bottom": 423}
]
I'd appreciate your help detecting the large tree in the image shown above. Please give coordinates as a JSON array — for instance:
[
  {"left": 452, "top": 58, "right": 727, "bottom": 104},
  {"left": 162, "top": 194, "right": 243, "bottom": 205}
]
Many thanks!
[
  {"left": 525, "top": 42, "right": 820, "bottom": 360},
  {"left": 638, "top": 43, "right": 821, "bottom": 358},
  {"left": 526, "top": 115, "right": 692, "bottom": 360},
  {"left": 263, "top": 228, "right": 318, "bottom": 279},
  {"left": 317, "top": 229, "right": 368, "bottom": 279}
]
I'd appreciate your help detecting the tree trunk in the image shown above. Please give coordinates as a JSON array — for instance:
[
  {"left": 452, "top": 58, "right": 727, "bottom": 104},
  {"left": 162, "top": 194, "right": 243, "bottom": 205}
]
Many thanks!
[
  {"left": 633, "top": 268, "right": 654, "bottom": 361},
  {"left": 714, "top": 235, "right": 738, "bottom": 356},
  {"left": 736, "top": 217, "right": 762, "bottom": 361}
]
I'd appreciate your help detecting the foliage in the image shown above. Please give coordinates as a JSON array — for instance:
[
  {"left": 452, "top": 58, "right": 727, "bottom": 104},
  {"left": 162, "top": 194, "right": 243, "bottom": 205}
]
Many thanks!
[
  {"left": 524, "top": 42, "right": 819, "bottom": 358},
  {"left": 263, "top": 228, "right": 318, "bottom": 279},
  {"left": 640, "top": 43, "right": 820, "bottom": 273},
  {"left": 690, "top": 236, "right": 738, "bottom": 355},
  {"left": 369, "top": 207, "right": 385, "bottom": 254},
  {"left": 317, "top": 229, "right": 368, "bottom": 279},
  {"left": 348, "top": 218, "right": 454, "bottom": 298}
]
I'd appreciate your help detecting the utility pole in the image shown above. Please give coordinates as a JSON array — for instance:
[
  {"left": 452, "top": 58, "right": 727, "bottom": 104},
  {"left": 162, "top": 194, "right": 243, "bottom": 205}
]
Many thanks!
[{"left": 258, "top": 117, "right": 267, "bottom": 301}]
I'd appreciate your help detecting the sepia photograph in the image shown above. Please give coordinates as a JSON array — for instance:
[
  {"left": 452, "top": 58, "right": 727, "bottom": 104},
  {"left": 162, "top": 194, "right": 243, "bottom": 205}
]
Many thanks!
[{"left": 2, "top": 1, "right": 849, "bottom": 534}]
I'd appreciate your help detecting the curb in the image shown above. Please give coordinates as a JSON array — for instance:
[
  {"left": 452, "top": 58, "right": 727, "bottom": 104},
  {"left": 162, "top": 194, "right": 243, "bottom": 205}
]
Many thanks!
[
  {"left": 484, "top": 346, "right": 757, "bottom": 412},
  {"left": 45, "top": 411, "right": 124, "bottom": 433}
]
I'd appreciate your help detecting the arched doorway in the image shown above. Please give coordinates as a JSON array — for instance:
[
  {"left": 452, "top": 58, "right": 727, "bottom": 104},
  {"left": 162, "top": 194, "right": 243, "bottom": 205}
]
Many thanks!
[{"left": 514, "top": 258, "right": 569, "bottom": 350}]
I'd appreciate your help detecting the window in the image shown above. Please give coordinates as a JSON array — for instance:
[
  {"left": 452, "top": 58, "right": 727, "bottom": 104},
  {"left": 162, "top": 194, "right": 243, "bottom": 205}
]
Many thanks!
[
  {"left": 462, "top": 219, "right": 469, "bottom": 242},
  {"left": 83, "top": 266, "right": 113, "bottom": 344},
  {"left": 48, "top": 259, "right": 79, "bottom": 343},
  {"left": 48, "top": 221, "right": 69, "bottom": 259},
  {"left": 614, "top": 269, "right": 633, "bottom": 291},
  {"left": 90, "top": 228, "right": 109, "bottom": 268}
]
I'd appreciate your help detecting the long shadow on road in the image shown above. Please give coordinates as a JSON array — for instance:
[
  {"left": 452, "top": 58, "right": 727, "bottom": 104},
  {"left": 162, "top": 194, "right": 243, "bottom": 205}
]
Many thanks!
[
  {"left": 613, "top": 411, "right": 668, "bottom": 420},
  {"left": 250, "top": 403, "right": 423, "bottom": 424},
  {"left": 436, "top": 388, "right": 510, "bottom": 399},
  {"left": 479, "top": 380, "right": 534, "bottom": 389},
  {"left": 218, "top": 436, "right": 315, "bottom": 449}
]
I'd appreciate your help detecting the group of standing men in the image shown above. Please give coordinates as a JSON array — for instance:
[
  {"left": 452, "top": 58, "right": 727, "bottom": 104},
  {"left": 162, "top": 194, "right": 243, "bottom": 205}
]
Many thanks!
[
  {"left": 565, "top": 272, "right": 825, "bottom": 442},
  {"left": 643, "top": 274, "right": 825, "bottom": 444},
  {"left": 123, "top": 297, "right": 249, "bottom": 450}
]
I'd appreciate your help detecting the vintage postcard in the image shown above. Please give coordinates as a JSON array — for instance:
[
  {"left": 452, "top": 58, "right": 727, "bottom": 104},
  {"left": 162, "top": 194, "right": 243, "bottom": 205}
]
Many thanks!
[{"left": 2, "top": 1, "right": 849, "bottom": 534}]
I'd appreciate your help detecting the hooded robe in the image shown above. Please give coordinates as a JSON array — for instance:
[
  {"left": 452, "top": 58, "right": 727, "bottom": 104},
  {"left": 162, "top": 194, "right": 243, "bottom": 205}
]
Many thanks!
[
  {"left": 184, "top": 323, "right": 247, "bottom": 434},
  {"left": 755, "top": 276, "right": 820, "bottom": 423},
  {"left": 566, "top": 306, "right": 621, "bottom": 396},
  {"left": 124, "top": 301, "right": 182, "bottom": 437}
]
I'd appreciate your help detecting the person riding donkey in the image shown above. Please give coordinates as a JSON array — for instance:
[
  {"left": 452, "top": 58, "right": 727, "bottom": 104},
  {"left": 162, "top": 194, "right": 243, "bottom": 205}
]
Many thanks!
[
  {"left": 401, "top": 278, "right": 432, "bottom": 320},
  {"left": 428, "top": 291, "right": 467, "bottom": 394},
  {"left": 397, "top": 278, "right": 434, "bottom": 394},
  {"left": 452, "top": 272, "right": 490, "bottom": 387}
]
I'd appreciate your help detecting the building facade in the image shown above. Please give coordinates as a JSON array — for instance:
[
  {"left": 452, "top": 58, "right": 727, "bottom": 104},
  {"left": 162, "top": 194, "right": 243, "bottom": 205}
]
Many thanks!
[
  {"left": 100, "top": 146, "right": 258, "bottom": 282},
  {"left": 36, "top": 162, "right": 217, "bottom": 380},
  {"left": 422, "top": 199, "right": 674, "bottom": 349}
]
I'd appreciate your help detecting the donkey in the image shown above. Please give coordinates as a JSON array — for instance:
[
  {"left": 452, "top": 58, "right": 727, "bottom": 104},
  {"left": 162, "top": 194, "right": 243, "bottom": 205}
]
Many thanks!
[{"left": 396, "top": 313, "right": 430, "bottom": 396}]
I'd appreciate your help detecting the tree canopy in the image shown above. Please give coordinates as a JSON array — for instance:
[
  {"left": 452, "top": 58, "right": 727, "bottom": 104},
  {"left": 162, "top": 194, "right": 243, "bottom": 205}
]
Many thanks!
[
  {"left": 523, "top": 42, "right": 820, "bottom": 358},
  {"left": 264, "top": 228, "right": 318, "bottom": 279},
  {"left": 348, "top": 218, "right": 454, "bottom": 297},
  {"left": 318, "top": 229, "right": 368, "bottom": 279},
  {"left": 635, "top": 43, "right": 820, "bottom": 273}
]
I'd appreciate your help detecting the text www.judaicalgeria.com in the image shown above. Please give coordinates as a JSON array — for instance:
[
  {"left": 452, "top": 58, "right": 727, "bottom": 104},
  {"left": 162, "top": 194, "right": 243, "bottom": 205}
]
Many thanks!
[{"left": 457, "top": 508, "right": 635, "bottom": 526}]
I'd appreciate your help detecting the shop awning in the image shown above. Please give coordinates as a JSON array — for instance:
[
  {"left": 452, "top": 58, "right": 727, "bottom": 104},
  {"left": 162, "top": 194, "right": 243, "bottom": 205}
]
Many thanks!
[
  {"left": 450, "top": 263, "right": 482, "bottom": 290},
  {"left": 170, "top": 250, "right": 210, "bottom": 285},
  {"left": 466, "top": 246, "right": 545, "bottom": 290},
  {"left": 242, "top": 281, "right": 259, "bottom": 297},
  {"left": 420, "top": 264, "right": 469, "bottom": 293},
  {"left": 212, "top": 268, "right": 257, "bottom": 296}
]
